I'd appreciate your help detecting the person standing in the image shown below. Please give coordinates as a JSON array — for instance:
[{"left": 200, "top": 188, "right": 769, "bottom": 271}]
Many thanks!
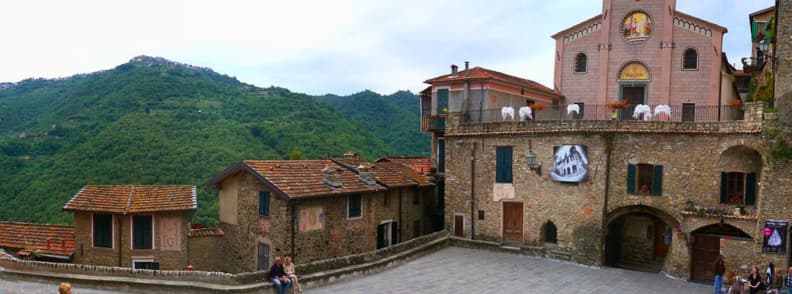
[
  {"left": 785, "top": 266, "right": 792, "bottom": 294},
  {"left": 747, "top": 266, "right": 763, "bottom": 294},
  {"left": 269, "top": 257, "right": 292, "bottom": 294},
  {"left": 714, "top": 255, "right": 725, "bottom": 294}
]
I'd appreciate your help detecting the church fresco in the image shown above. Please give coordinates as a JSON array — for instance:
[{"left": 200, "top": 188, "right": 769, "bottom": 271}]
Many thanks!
[{"left": 622, "top": 12, "right": 652, "bottom": 41}]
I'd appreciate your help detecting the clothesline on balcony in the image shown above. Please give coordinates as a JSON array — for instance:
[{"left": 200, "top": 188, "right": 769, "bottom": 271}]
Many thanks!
[{"left": 458, "top": 104, "right": 744, "bottom": 123}]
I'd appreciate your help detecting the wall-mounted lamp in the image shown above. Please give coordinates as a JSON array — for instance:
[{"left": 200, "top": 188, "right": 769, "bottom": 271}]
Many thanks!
[{"left": 525, "top": 150, "right": 542, "bottom": 175}]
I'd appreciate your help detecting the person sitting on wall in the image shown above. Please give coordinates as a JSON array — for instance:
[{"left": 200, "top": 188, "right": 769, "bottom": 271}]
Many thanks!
[
  {"left": 284, "top": 256, "right": 303, "bottom": 293},
  {"left": 269, "top": 256, "right": 292, "bottom": 294},
  {"left": 746, "top": 266, "right": 763, "bottom": 294}
]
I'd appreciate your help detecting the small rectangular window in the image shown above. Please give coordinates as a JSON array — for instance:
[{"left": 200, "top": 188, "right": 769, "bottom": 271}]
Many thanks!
[
  {"left": 627, "top": 164, "right": 663, "bottom": 196},
  {"left": 259, "top": 191, "right": 270, "bottom": 216},
  {"left": 132, "top": 215, "right": 153, "bottom": 250},
  {"left": 721, "top": 172, "right": 756, "bottom": 205},
  {"left": 496, "top": 147, "right": 513, "bottom": 183},
  {"left": 348, "top": 194, "right": 362, "bottom": 218},
  {"left": 93, "top": 214, "right": 113, "bottom": 248},
  {"left": 132, "top": 261, "right": 160, "bottom": 270},
  {"left": 437, "top": 89, "right": 449, "bottom": 114}
]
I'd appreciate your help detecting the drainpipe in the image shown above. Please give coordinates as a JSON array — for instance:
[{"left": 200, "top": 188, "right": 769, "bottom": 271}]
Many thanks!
[
  {"left": 398, "top": 189, "right": 403, "bottom": 243},
  {"left": 117, "top": 215, "right": 122, "bottom": 267},
  {"left": 470, "top": 141, "right": 477, "bottom": 240},
  {"left": 600, "top": 135, "right": 614, "bottom": 266},
  {"left": 290, "top": 201, "right": 296, "bottom": 261}
]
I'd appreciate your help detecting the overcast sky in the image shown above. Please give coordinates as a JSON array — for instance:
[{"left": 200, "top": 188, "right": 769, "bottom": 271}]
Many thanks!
[{"left": 0, "top": 0, "right": 775, "bottom": 96}]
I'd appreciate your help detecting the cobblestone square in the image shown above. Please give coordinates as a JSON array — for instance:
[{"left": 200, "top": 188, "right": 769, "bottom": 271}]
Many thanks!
[{"left": 310, "top": 247, "right": 711, "bottom": 294}]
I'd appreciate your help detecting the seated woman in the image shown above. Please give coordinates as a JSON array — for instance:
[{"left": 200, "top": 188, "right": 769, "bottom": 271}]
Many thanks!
[
  {"left": 284, "top": 257, "right": 303, "bottom": 293},
  {"left": 747, "top": 267, "right": 763, "bottom": 294}
]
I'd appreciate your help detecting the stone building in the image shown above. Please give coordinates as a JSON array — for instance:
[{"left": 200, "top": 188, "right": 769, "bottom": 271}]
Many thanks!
[
  {"left": 206, "top": 155, "right": 435, "bottom": 273},
  {"left": 63, "top": 185, "right": 197, "bottom": 270},
  {"left": 427, "top": 0, "right": 792, "bottom": 282},
  {"left": 0, "top": 221, "right": 74, "bottom": 262}
]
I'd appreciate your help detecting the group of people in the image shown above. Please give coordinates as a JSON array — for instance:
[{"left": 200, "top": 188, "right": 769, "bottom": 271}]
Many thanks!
[
  {"left": 269, "top": 256, "right": 303, "bottom": 294},
  {"left": 714, "top": 255, "right": 792, "bottom": 294}
]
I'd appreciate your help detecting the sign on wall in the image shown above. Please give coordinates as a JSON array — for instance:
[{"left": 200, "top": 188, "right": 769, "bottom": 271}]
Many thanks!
[
  {"left": 159, "top": 215, "right": 181, "bottom": 251},
  {"left": 550, "top": 145, "right": 589, "bottom": 183},
  {"left": 762, "top": 220, "right": 787, "bottom": 254},
  {"left": 299, "top": 206, "right": 325, "bottom": 232}
]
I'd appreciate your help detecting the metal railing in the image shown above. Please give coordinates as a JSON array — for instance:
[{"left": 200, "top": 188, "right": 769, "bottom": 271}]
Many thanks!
[{"left": 464, "top": 104, "right": 743, "bottom": 123}]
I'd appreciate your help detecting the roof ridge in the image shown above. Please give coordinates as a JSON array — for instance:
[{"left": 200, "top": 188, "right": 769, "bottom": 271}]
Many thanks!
[
  {"left": 0, "top": 221, "right": 75, "bottom": 228},
  {"left": 124, "top": 185, "right": 136, "bottom": 215}
]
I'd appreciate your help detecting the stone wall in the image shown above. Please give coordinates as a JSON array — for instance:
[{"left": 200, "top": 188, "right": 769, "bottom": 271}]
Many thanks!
[
  {"left": 621, "top": 215, "right": 656, "bottom": 264},
  {"left": 72, "top": 211, "right": 190, "bottom": 270},
  {"left": 775, "top": 0, "right": 792, "bottom": 126},
  {"left": 188, "top": 235, "right": 222, "bottom": 272},
  {"left": 444, "top": 107, "right": 777, "bottom": 278}
]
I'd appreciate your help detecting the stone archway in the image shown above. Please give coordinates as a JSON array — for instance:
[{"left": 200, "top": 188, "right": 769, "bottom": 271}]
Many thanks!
[
  {"left": 689, "top": 223, "right": 753, "bottom": 282},
  {"left": 604, "top": 205, "right": 679, "bottom": 272}
]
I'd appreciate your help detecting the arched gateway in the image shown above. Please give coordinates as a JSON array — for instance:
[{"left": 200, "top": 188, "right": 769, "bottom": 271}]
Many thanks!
[{"left": 604, "top": 205, "right": 678, "bottom": 272}]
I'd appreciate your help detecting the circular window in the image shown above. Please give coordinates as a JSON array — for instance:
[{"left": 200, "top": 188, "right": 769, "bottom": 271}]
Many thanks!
[{"left": 621, "top": 11, "right": 653, "bottom": 43}]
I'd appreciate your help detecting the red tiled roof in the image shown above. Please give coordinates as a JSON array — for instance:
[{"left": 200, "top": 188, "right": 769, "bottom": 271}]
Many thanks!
[
  {"left": 188, "top": 227, "right": 225, "bottom": 238},
  {"left": 375, "top": 161, "right": 434, "bottom": 187},
  {"left": 64, "top": 185, "right": 197, "bottom": 214},
  {"left": 230, "top": 160, "right": 385, "bottom": 199},
  {"left": 332, "top": 158, "right": 417, "bottom": 188},
  {"left": 424, "top": 67, "right": 559, "bottom": 98},
  {"left": 0, "top": 222, "right": 75, "bottom": 257},
  {"left": 378, "top": 156, "right": 433, "bottom": 176}
]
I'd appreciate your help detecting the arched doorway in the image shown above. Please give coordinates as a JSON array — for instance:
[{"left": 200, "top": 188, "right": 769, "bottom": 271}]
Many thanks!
[
  {"left": 604, "top": 205, "right": 677, "bottom": 272},
  {"left": 541, "top": 221, "right": 558, "bottom": 245},
  {"left": 690, "top": 223, "right": 752, "bottom": 282}
]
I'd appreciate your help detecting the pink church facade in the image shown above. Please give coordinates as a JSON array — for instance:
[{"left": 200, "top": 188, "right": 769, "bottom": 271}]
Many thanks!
[{"left": 553, "top": 0, "right": 729, "bottom": 116}]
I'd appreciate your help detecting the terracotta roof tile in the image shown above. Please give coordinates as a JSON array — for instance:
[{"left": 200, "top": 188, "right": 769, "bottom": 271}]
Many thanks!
[
  {"left": 375, "top": 160, "right": 434, "bottom": 187},
  {"left": 0, "top": 222, "right": 75, "bottom": 257},
  {"left": 188, "top": 227, "right": 225, "bottom": 238},
  {"left": 64, "top": 185, "right": 197, "bottom": 213},
  {"left": 380, "top": 157, "right": 433, "bottom": 176},
  {"left": 424, "top": 67, "right": 559, "bottom": 98},
  {"left": 332, "top": 158, "right": 417, "bottom": 188},
  {"left": 242, "top": 160, "right": 385, "bottom": 199}
]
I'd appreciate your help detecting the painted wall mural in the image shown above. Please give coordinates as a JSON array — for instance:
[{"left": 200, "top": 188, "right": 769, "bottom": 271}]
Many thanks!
[
  {"left": 551, "top": 145, "right": 589, "bottom": 182},
  {"left": 299, "top": 206, "right": 325, "bottom": 232},
  {"left": 622, "top": 12, "right": 652, "bottom": 41},
  {"left": 159, "top": 215, "right": 181, "bottom": 251},
  {"left": 619, "top": 62, "right": 650, "bottom": 81}
]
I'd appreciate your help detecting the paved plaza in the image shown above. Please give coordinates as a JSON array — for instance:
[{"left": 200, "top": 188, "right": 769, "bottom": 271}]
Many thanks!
[
  {"left": 0, "top": 247, "right": 711, "bottom": 293},
  {"left": 310, "top": 247, "right": 710, "bottom": 294}
]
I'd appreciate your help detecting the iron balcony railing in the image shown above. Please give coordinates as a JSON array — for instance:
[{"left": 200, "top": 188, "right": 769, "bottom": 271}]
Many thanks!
[
  {"left": 464, "top": 104, "right": 744, "bottom": 123},
  {"left": 422, "top": 114, "right": 447, "bottom": 131}
]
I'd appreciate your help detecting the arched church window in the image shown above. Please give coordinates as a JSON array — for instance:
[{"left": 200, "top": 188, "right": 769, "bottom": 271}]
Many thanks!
[
  {"left": 683, "top": 48, "right": 698, "bottom": 70},
  {"left": 574, "top": 53, "right": 587, "bottom": 73}
]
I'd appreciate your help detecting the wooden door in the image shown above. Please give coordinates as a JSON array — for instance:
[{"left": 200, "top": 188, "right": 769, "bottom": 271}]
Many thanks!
[
  {"left": 654, "top": 222, "right": 669, "bottom": 258},
  {"left": 620, "top": 86, "right": 645, "bottom": 120},
  {"left": 502, "top": 202, "right": 524, "bottom": 243},
  {"left": 454, "top": 215, "right": 464, "bottom": 237},
  {"left": 691, "top": 235, "right": 720, "bottom": 282}
]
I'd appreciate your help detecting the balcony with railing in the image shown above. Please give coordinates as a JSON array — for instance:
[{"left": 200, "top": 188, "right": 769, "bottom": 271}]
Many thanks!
[
  {"left": 422, "top": 114, "right": 447, "bottom": 132},
  {"left": 446, "top": 103, "right": 765, "bottom": 136},
  {"left": 741, "top": 57, "right": 767, "bottom": 74},
  {"left": 464, "top": 104, "right": 744, "bottom": 123}
]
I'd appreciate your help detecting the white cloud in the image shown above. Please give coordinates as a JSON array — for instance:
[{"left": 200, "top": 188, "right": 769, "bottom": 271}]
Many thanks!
[{"left": 0, "top": 0, "right": 776, "bottom": 95}]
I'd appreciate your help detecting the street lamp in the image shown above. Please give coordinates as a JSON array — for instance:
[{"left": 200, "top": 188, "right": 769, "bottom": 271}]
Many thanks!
[{"left": 526, "top": 150, "right": 542, "bottom": 175}]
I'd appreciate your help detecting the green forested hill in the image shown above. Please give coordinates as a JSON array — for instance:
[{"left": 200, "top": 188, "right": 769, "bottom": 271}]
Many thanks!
[
  {"left": 315, "top": 90, "right": 428, "bottom": 156},
  {"left": 0, "top": 56, "right": 424, "bottom": 225}
]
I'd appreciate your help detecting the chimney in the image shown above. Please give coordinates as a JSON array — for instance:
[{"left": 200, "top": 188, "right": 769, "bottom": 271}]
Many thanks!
[
  {"left": 322, "top": 165, "right": 343, "bottom": 188},
  {"left": 357, "top": 162, "right": 377, "bottom": 186},
  {"left": 464, "top": 61, "right": 469, "bottom": 71},
  {"left": 451, "top": 64, "right": 458, "bottom": 76}
]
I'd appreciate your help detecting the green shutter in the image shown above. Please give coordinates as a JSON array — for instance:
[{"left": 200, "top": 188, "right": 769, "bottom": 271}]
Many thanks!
[
  {"left": 133, "top": 215, "right": 152, "bottom": 249},
  {"left": 720, "top": 172, "right": 728, "bottom": 204},
  {"left": 504, "top": 148, "right": 513, "bottom": 183},
  {"left": 626, "top": 164, "right": 636, "bottom": 194},
  {"left": 745, "top": 173, "right": 757, "bottom": 205},
  {"left": 752, "top": 21, "right": 759, "bottom": 41},
  {"left": 495, "top": 147, "right": 513, "bottom": 183},
  {"left": 496, "top": 147, "right": 504, "bottom": 182},
  {"left": 652, "top": 165, "right": 663, "bottom": 196},
  {"left": 391, "top": 222, "right": 399, "bottom": 244},
  {"left": 376, "top": 224, "right": 385, "bottom": 249},
  {"left": 259, "top": 191, "right": 270, "bottom": 216}
]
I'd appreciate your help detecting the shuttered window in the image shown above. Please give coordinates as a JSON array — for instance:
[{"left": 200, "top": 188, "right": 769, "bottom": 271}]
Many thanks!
[
  {"left": 721, "top": 172, "right": 757, "bottom": 205},
  {"left": 627, "top": 163, "right": 663, "bottom": 196},
  {"left": 437, "top": 89, "right": 449, "bottom": 114},
  {"left": 495, "top": 147, "right": 513, "bottom": 183},
  {"left": 132, "top": 215, "right": 153, "bottom": 249},
  {"left": 259, "top": 191, "right": 270, "bottom": 216},
  {"left": 93, "top": 214, "right": 113, "bottom": 248}
]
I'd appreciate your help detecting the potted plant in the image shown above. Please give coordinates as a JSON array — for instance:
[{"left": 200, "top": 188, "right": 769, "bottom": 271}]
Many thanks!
[
  {"left": 729, "top": 98, "right": 742, "bottom": 110},
  {"left": 529, "top": 103, "right": 547, "bottom": 112},
  {"left": 608, "top": 100, "right": 628, "bottom": 110}
]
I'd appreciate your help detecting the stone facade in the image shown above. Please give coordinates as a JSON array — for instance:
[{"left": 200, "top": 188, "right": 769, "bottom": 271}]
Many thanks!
[
  {"left": 441, "top": 103, "right": 791, "bottom": 279},
  {"left": 214, "top": 170, "right": 429, "bottom": 274},
  {"left": 72, "top": 211, "right": 190, "bottom": 270}
]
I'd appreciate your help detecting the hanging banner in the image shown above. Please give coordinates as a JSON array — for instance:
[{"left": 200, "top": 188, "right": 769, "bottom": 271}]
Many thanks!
[
  {"left": 762, "top": 220, "right": 787, "bottom": 254},
  {"left": 550, "top": 145, "right": 589, "bottom": 183}
]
